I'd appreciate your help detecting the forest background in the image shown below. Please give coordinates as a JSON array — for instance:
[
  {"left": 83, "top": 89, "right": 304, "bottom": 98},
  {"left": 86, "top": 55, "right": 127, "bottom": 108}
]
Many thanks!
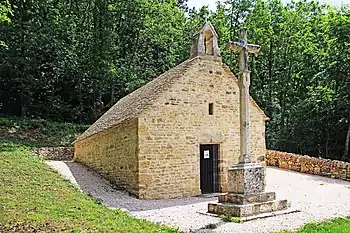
[{"left": 0, "top": 0, "right": 349, "bottom": 161}]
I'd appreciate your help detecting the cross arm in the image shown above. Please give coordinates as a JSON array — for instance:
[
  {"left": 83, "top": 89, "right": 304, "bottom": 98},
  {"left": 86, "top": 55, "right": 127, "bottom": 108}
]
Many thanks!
[{"left": 228, "top": 41, "right": 261, "bottom": 54}]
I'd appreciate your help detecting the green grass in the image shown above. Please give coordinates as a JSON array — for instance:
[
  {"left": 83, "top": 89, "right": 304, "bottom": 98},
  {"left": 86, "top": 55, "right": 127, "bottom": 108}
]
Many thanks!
[
  {"left": 278, "top": 218, "right": 350, "bottom": 233},
  {"left": 1, "top": 116, "right": 349, "bottom": 233},
  {"left": 0, "top": 117, "right": 89, "bottom": 147},
  {"left": 0, "top": 141, "right": 179, "bottom": 233}
]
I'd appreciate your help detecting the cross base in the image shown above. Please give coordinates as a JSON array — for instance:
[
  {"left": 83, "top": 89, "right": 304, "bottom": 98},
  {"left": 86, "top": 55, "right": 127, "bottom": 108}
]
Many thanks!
[
  {"left": 218, "top": 192, "right": 276, "bottom": 204},
  {"left": 208, "top": 198, "right": 288, "bottom": 217},
  {"left": 208, "top": 162, "right": 288, "bottom": 217}
]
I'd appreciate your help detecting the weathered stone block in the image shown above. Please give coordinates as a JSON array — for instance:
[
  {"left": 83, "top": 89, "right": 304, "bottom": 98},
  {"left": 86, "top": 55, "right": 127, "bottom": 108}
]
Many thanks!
[
  {"left": 218, "top": 192, "right": 276, "bottom": 204},
  {"left": 227, "top": 163, "right": 265, "bottom": 194},
  {"left": 208, "top": 199, "right": 288, "bottom": 217},
  {"left": 279, "top": 162, "right": 289, "bottom": 169}
]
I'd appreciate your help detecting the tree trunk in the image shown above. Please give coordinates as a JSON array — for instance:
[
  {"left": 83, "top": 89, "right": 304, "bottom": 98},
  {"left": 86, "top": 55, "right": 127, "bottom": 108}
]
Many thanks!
[
  {"left": 342, "top": 113, "right": 350, "bottom": 161},
  {"left": 268, "top": 39, "right": 273, "bottom": 106},
  {"left": 78, "top": 76, "right": 83, "bottom": 123}
]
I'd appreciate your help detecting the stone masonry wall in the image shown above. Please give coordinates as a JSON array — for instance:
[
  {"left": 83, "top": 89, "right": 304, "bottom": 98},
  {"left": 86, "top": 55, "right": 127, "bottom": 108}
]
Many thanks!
[
  {"left": 266, "top": 150, "right": 350, "bottom": 181},
  {"left": 33, "top": 147, "right": 74, "bottom": 161},
  {"left": 137, "top": 56, "right": 267, "bottom": 199},
  {"left": 74, "top": 119, "right": 139, "bottom": 196}
]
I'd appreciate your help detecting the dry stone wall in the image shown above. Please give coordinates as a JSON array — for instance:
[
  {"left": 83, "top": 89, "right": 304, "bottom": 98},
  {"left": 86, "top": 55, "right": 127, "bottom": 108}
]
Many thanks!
[
  {"left": 33, "top": 147, "right": 74, "bottom": 161},
  {"left": 266, "top": 150, "right": 350, "bottom": 181}
]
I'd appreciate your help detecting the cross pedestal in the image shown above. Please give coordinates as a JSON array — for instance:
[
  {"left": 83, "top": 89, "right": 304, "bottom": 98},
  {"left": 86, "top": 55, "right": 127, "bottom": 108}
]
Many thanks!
[{"left": 227, "top": 163, "right": 265, "bottom": 194}]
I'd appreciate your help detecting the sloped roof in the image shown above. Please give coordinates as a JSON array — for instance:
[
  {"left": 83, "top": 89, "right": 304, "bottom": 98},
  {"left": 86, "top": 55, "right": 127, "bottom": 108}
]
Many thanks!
[
  {"left": 74, "top": 58, "right": 197, "bottom": 143},
  {"left": 75, "top": 57, "right": 269, "bottom": 143}
]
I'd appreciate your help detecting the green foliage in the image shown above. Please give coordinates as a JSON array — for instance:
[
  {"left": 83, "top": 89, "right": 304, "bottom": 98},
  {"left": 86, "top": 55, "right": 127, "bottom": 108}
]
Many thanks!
[
  {"left": 0, "top": 141, "right": 180, "bottom": 232},
  {"left": 230, "top": 216, "right": 242, "bottom": 223},
  {"left": 0, "top": 0, "right": 349, "bottom": 161},
  {"left": 211, "top": 0, "right": 350, "bottom": 160},
  {"left": 0, "top": 0, "right": 189, "bottom": 123},
  {"left": 220, "top": 213, "right": 231, "bottom": 222},
  {"left": 0, "top": 1, "right": 11, "bottom": 23},
  {"left": 277, "top": 217, "right": 350, "bottom": 233},
  {"left": 220, "top": 213, "right": 242, "bottom": 223},
  {"left": 0, "top": 117, "right": 89, "bottom": 147},
  {"left": 0, "top": 0, "right": 11, "bottom": 47}
]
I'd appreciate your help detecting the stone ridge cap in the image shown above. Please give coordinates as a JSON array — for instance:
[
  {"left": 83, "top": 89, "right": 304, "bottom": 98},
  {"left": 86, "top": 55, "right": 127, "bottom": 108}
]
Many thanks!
[{"left": 73, "top": 57, "right": 199, "bottom": 144}]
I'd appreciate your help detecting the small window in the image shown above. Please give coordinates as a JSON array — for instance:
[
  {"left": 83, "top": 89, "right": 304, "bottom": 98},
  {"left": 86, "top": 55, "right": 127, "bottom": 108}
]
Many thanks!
[{"left": 209, "top": 103, "right": 214, "bottom": 115}]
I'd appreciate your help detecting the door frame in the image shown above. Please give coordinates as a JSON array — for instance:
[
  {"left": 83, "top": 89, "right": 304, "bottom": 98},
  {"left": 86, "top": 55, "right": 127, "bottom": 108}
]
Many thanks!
[{"left": 199, "top": 144, "right": 220, "bottom": 194}]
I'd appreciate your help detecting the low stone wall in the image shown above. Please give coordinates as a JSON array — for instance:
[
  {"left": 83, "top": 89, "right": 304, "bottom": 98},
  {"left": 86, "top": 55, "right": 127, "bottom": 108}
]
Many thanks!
[
  {"left": 33, "top": 147, "right": 74, "bottom": 161},
  {"left": 266, "top": 150, "right": 350, "bottom": 181}
]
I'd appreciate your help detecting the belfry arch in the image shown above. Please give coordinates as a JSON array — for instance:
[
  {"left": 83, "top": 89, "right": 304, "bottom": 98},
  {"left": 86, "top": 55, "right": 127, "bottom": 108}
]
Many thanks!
[
  {"left": 190, "top": 21, "right": 220, "bottom": 58},
  {"left": 203, "top": 29, "right": 214, "bottom": 55}
]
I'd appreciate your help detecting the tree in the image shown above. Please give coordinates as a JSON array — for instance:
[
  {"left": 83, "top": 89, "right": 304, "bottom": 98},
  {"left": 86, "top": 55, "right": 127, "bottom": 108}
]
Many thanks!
[
  {"left": 0, "top": 0, "right": 349, "bottom": 161},
  {"left": 0, "top": 0, "right": 11, "bottom": 23}
]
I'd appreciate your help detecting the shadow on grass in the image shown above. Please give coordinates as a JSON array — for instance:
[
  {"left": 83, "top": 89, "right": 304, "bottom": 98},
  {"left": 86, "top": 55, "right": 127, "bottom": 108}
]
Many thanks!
[
  {"left": 0, "top": 117, "right": 89, "bottom": 148},
  {"left": 0, "top": 140, "right": 30, "bottom": 152}
]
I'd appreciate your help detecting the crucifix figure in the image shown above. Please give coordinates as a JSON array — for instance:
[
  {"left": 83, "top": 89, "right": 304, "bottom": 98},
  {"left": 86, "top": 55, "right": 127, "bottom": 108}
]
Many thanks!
[{"left": 228, "top": 28, "right": 261, "bottom": 164}]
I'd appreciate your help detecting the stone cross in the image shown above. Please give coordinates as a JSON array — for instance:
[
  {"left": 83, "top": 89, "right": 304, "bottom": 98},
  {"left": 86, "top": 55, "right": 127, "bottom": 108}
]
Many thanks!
[
  {"left": 228, "top": 28, "right": 261, "bottom": 164},
  {"left": 208, "top": 28, "right": 288, "bottom": 217}
]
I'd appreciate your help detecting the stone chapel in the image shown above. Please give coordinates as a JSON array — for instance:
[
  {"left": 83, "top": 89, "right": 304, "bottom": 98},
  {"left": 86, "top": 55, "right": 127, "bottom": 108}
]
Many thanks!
[{"left": 73, "top": 22, "right": 268, "bottom": 200}]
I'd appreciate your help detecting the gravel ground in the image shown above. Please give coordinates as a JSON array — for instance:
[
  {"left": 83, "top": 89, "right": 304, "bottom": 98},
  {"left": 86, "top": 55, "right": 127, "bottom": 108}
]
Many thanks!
[
  {"left": 46, "top": 161, "right": 216, "bottom": 211},
  {"left": 46, "top": 161, "right": 350, "bottom": 233}
]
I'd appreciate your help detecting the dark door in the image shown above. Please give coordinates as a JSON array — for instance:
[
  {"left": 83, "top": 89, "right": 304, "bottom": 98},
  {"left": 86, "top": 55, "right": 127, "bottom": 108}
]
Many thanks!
[{"left": 200, "top": 144, "right": 219, "bottom": 194}]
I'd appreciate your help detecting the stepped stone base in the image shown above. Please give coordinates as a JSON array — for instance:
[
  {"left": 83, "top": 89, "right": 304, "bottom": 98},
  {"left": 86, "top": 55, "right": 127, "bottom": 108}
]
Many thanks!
[
  {"left": 208, "top": 163, "right": 289, "bottom": 217},
  {"left": 218, "top": 192, "right": 276, "bottom": 204},
  {"left": 208, "top": 198, "right": 288, "bottom": 217}
]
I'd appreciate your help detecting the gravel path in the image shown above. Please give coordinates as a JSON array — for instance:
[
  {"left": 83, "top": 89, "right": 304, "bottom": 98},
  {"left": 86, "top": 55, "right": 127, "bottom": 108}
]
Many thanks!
[
  {"left": 46, "top": 161, "right": 350, "bottom": 233},
  {"left": 46, "top": 161, "right": 216, "bottom": 211}
]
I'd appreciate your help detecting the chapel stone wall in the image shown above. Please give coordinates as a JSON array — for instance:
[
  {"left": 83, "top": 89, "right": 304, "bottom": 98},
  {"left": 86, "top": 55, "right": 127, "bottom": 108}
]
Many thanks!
[
  {"left": 137, "top": 56, "right": 266, "bottom": 199},
  {"left": 74, "top": 118, "right": 139, "bottom": 196}
]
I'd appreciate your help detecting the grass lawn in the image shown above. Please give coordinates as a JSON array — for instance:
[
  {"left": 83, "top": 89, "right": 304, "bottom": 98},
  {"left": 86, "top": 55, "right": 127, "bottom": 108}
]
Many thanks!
[
  {"left": 279, "top": 217, "right": 350, "bottom": 233},
  {"left": 0, "top": 117, "right": 89, "bottom": 147},
  {"left": 0, "top": 117, "right": 179, "bottom": 232},
  {"left": 0, "top": 141, "right": 179, "bottom": 232}
]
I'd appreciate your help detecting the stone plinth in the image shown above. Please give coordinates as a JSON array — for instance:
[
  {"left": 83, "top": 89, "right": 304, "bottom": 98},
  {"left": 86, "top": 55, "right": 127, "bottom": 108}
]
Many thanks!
[
  {"left": 227, "top": 163, "right": 265, "bottom": 194},
  {"left": 208, "top": 162, "right": 288, "bottom": 217},
  {"left": 218, "top": 192, "right": 276, "bottom": 204},
  {"left": 208, "top": 199, "right": 288, "bottom": 217}
]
